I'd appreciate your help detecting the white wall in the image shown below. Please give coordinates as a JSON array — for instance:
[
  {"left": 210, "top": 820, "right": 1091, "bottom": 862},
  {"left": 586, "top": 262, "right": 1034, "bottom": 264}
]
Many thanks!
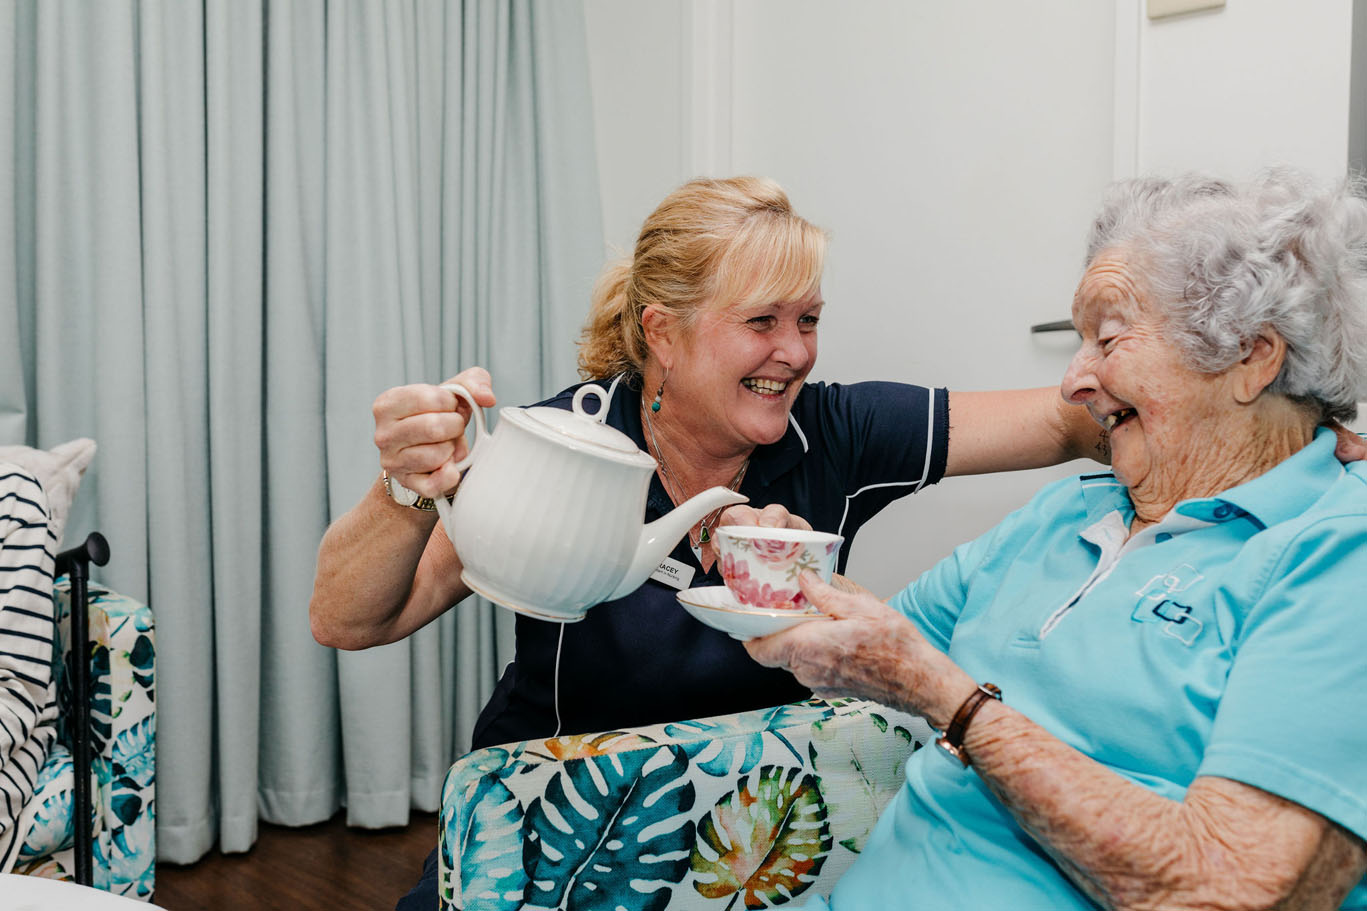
[
  {"left": 1134, "top": 0, "right": 1354, "bottom": 179},
  {"left": 583, "top": 0, "right": 1361, "bottom": 593},
  {"left": 582, "top": 0, "right": 688, "bottom": 254},
  {"left": 726, "top": 2, "right": 1116, "bottom": 592}
]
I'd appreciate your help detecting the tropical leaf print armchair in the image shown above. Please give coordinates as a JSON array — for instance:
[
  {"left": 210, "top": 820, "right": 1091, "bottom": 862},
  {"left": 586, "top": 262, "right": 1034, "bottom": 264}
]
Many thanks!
[
  {"left": 13, "top": 579, "right": 157, "bottom": 900},
  {"left": 439, "top": 698, "right": 932, "bottom": 910}
]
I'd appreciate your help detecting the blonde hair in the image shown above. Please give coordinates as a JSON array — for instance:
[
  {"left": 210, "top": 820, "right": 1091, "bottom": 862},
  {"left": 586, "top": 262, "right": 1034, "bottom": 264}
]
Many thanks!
[{"left": 578, "top": 176, "right": 828, "bottom": 380}]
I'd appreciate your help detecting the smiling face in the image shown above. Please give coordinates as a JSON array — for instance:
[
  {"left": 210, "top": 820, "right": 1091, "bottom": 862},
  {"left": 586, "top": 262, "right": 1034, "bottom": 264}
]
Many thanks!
[
  {"left": 1061, "top": 248, "right": 1241, "bottom": 501},
  {"left": 663, "top": 289, "right": 823, "bottom": 454}
]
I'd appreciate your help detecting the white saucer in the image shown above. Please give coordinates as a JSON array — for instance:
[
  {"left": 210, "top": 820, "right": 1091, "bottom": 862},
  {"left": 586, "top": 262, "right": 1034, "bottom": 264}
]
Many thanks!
[{"left": 676, "top": 586, "right": 828, "bottom": 641}]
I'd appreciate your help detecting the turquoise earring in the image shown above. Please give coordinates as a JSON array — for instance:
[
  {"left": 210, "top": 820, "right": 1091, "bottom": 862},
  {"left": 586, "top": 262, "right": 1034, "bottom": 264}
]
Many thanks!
[{"left": 651, "top": 369, "right": 668, "bottom": 412}]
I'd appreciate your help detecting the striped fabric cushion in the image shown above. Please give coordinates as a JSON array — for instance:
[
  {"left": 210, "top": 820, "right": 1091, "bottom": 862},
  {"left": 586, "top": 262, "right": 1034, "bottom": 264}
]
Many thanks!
[{"left": 0, "top": 465, "right": 59, "bottom": 873}]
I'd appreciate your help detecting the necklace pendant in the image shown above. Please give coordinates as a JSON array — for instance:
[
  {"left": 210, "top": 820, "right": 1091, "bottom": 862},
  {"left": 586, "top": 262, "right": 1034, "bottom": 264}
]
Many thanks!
[{"left": 698, "top": 527, "right": 710, "bottom": 545}]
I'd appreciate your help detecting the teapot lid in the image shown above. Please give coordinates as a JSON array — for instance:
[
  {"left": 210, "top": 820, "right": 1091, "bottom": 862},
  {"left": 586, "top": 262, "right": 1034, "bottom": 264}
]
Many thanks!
[{"left": 505, "top": 383, "right": 656, "bottom": 468}]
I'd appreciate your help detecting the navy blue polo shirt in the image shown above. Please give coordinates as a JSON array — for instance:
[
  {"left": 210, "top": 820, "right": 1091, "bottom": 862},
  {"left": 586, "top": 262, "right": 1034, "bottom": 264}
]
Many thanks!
[{"left": 470, "top": 377, "right": 949, "bottom": 749}]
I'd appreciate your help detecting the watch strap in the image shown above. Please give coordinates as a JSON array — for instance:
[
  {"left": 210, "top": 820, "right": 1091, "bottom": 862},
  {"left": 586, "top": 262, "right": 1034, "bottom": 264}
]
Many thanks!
[
  {"left": 382, "top": 470, "right": 438, "bottom": 512},
  {"left": 936, "top": 682, "right": 1002, "bottom": 767}
]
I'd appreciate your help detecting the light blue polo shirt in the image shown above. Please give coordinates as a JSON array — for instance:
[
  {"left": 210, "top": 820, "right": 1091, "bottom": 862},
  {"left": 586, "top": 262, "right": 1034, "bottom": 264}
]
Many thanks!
[{"left": 810, "top": 428, "right": 1367, "bottom": 910}]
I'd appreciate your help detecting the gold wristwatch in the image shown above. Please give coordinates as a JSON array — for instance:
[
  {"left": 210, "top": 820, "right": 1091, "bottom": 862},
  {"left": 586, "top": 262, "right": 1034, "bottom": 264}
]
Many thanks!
[{"left": 382, "top": 470, "right": 438, "bottom": 511}]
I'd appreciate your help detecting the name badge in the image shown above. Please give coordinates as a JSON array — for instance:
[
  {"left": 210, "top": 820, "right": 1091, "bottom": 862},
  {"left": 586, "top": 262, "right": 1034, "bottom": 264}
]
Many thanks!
[{"left": 650, "top": 556, "right": 695, "bottom": 591}]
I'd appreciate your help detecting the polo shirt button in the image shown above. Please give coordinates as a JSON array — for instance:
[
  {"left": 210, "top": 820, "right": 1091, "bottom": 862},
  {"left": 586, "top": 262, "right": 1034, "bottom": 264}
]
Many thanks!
[{"left": 1213, "top": 504, "right": 1233, "bottom": 519}]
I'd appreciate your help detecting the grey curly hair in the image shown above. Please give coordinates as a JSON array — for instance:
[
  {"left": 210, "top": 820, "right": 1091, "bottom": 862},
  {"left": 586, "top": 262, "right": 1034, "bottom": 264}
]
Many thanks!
[{"left": 1084, "top": 168, "right": 1367, "bottom": 422}]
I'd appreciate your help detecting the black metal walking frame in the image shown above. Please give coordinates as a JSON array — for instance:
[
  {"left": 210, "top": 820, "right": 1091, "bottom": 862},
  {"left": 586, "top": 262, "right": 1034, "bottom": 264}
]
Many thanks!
[{"left": 53, "top": 530, "right": 109, "bottom": 888}]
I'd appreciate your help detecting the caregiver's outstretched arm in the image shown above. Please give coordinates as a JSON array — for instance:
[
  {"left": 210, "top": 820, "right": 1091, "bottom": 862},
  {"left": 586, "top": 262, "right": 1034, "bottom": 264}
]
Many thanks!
[
  {"left": 310, "top": 367, "right": 495, "bottom": 650},
  {"left": 945, "top": 387, "right": 1106, "bottom": 476}
]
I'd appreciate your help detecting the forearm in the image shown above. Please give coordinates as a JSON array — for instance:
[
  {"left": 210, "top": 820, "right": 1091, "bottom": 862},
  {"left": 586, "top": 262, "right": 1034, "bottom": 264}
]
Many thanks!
[
  {"left": 1059, "top": 392, "right": 1110, "bottom": 463},
  {"left": 309, "top": 477, "right": 468, "bottom": 649},
  {"left": 758, "top": 579, "right": 1364, "bottom": 910},
  {"left": 945, "top": 387, "right": 1106, "bottom": 476},
  {"left": 963, "top": 702, "right": 1363, "bottom": 910}
]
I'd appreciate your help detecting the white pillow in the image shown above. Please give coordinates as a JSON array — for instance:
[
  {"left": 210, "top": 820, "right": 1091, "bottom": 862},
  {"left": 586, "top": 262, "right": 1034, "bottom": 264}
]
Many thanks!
[{"left": 0, "top": 439, "right": 96, "bottom": 550}]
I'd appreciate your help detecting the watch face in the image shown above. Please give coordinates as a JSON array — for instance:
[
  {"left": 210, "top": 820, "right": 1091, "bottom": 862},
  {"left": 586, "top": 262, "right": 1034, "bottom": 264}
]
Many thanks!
[{"left": 389, "top": 474, "right": 420, "bottom": 506}]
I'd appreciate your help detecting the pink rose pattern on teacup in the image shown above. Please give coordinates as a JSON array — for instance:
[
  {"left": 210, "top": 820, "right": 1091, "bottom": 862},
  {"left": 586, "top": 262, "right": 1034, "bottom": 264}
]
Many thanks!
[
  {"left": 750, "top": 538, "right": 804, "bottom": 568},
  {"left": 720, "top": 553, "right": 803, "bottom": 610},
  {"left": 720, "top": 538, "right": 841, "bottom": 610}
]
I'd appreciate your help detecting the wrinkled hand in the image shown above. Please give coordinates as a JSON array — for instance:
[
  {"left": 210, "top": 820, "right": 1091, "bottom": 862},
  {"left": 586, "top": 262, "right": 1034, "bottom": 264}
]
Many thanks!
[
  {"left": 829, "top": 573, "right": 875, "bottom": 597},
  {"left": 744, "top": 573, "right": 967, "bottom": 727},
  {"left": 372, "top": 366, "right": 496, "bottom": 499},
  {"left": 1328, "top": 421, "right": 1367, "bottom": 464}
]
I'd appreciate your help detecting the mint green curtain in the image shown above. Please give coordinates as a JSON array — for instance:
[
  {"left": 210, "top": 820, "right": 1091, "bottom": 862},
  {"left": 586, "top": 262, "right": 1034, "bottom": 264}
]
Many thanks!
[{"left": 0, "top": 0, "right": 602, "bottom": 863}]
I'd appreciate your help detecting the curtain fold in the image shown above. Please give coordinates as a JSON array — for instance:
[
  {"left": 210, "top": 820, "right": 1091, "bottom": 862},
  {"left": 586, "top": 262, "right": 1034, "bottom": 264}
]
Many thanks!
[
  {"left": 1, "top": 0, "right": 602, "bottom": 863},
  {"left": 1, "top": 3, "right": 25, "bottom": 443},
  {"left": 259, "top": 0, "right": 338, "bottom": 835}
]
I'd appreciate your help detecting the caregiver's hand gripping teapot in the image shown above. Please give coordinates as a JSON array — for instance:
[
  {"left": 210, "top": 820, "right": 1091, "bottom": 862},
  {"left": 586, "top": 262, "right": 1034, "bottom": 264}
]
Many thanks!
[{"left": 436, "top": 382, "right": 748, "bottom": 622}]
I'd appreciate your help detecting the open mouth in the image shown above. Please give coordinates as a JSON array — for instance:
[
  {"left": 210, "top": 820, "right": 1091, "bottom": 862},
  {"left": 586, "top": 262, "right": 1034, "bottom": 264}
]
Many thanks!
[
  {"left": 1103, "top": 407, "right": 1136, "bottom": 431},
  {"left": 742, "top": 378, "right": 789, "bottom": 397}
]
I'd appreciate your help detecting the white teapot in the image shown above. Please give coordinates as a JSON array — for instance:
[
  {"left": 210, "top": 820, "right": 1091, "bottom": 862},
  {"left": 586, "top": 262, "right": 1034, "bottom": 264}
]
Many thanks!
[{"left": 435, "top": 382, "right": 747, "bottom": 622}]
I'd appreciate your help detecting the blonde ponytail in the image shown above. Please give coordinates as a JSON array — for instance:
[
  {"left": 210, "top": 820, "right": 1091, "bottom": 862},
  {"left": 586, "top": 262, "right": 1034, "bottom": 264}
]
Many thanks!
[{"left": 576, "top": 176, "right": 827, "bottom": 381}]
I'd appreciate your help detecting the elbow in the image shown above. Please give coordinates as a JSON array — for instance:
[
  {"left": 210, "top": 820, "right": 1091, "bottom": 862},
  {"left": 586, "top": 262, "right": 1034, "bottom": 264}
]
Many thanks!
[
  {"left": 309, "top": 601, "right": 344, "bottom": 649},
  {"left": 310, "top": 597, "right": 371, "bottom": 651}
]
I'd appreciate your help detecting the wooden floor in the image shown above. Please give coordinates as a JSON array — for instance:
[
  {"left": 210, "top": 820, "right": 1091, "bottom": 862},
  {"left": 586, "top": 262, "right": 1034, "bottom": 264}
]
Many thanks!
[{"left": 151, "top": 810, "right": 439, "bottom": 911}]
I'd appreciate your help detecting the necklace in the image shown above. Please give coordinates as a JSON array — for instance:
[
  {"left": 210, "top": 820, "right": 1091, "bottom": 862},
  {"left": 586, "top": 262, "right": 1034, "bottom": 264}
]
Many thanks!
[{"left": 642, "top": 402, "right": 749, "bottom": 550}]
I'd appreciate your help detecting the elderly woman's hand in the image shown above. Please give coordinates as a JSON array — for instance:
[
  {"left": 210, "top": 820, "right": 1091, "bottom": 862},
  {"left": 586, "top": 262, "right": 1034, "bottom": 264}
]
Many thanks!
[
  {"left": 828, "top": 573, "right": 875, "bottom": 597},
  {"left": 372, "top": 366, "right": 496, "bottom": 500},
  {"left": 744, "top": 572, "right": 973, "bottom": 729}
]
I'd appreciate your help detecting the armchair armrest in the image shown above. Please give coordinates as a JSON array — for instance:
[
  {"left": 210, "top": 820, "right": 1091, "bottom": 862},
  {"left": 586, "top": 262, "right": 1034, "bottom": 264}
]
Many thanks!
[
  {"left": 438, "top": 698, "right": 932, "bottom": 911},
  {"left": 39, "top": 580, "right": 156, "bottom": 899}
]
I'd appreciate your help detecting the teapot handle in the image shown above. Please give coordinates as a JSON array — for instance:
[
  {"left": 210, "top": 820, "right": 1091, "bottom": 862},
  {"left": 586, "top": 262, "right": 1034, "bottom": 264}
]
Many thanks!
[{"left": 440, "top": 383, "right": 488, "bottom": 472}]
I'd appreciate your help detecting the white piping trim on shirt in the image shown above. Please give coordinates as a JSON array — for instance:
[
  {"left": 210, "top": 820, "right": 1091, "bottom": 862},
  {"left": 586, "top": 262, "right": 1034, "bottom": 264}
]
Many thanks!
[
  {"left": 837, "top": 479, "right": 929, "bottom": 539},
  {"left": 788, "top": 411, "right": 809, "bottom": 453},
  {"left": 551, "top": 623, "right": 566, "bottom": 739},
  {"left": 916, "top": 386, "right": 936, "bottom": 493},
  {"left": 835, "top": 389, "right": 939, "bottom": 539},
  {"left": 547, "top": 371, "right": 622, "bottom": 743},
  {"left": 605, "top": 372, "right": 625, "bottom": 409}
]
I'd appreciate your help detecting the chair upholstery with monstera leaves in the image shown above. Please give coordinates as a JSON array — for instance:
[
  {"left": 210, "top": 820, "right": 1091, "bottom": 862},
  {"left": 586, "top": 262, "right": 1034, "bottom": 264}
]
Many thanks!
[
  {"left": 439, "top": 698, "right": 932, "bottom": 911},
  {"left": 13, "top": 580, "right": 156, "bottom": 900}
]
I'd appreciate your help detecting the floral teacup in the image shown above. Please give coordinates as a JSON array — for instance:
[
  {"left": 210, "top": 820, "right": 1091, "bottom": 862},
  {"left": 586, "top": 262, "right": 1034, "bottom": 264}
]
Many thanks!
[{"left": 713, "top": 526, "right": 844, "bottom": 611}]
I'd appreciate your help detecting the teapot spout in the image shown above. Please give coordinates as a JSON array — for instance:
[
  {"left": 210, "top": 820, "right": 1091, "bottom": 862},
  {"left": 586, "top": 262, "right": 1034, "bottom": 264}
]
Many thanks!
[{"left": 609, "top": 487, "right": 749, "bottom": 600}]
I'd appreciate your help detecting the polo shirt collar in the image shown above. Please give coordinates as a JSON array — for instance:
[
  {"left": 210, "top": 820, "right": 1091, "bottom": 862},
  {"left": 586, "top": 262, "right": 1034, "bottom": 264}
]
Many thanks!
[
  {"left": 1198, "top": 426, "right": 1341, "bottom": 529},
  {"left": 1079, "top": 473, "right": 1131, "bottom": 524},
  {"left": 606, "top": 374, "right": 646, "bottom": 447},
  {"left": 603, "top": 378, "right": 674, "bottom": 517},
  {"left": 750, "top": 411, "right": 809, "bottom": 487},
  {"left": 1075, "top": 426, "right": 1341, "bottom": 533}
]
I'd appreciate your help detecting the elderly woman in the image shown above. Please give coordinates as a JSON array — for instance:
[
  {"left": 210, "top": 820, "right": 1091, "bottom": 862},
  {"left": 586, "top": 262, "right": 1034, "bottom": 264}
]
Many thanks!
[
  {"left": 749, "top": 170, "right": 1367, "bottom": 910},
  {"left": 310, "top": 176, "right": 1108, "bottom": 909}
]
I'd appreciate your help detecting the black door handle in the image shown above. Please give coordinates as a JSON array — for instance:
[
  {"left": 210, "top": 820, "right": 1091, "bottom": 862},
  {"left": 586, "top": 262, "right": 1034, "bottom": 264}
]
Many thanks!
[{"left": 1030, "top": 320, "right": 1076, "bottom": 334}]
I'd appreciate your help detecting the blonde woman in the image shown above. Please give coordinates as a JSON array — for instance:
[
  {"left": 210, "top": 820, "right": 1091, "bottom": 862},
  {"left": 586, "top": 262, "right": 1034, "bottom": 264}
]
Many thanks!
[{"left": 312, "top": 176, "right": 1111, "bottom": 910}]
